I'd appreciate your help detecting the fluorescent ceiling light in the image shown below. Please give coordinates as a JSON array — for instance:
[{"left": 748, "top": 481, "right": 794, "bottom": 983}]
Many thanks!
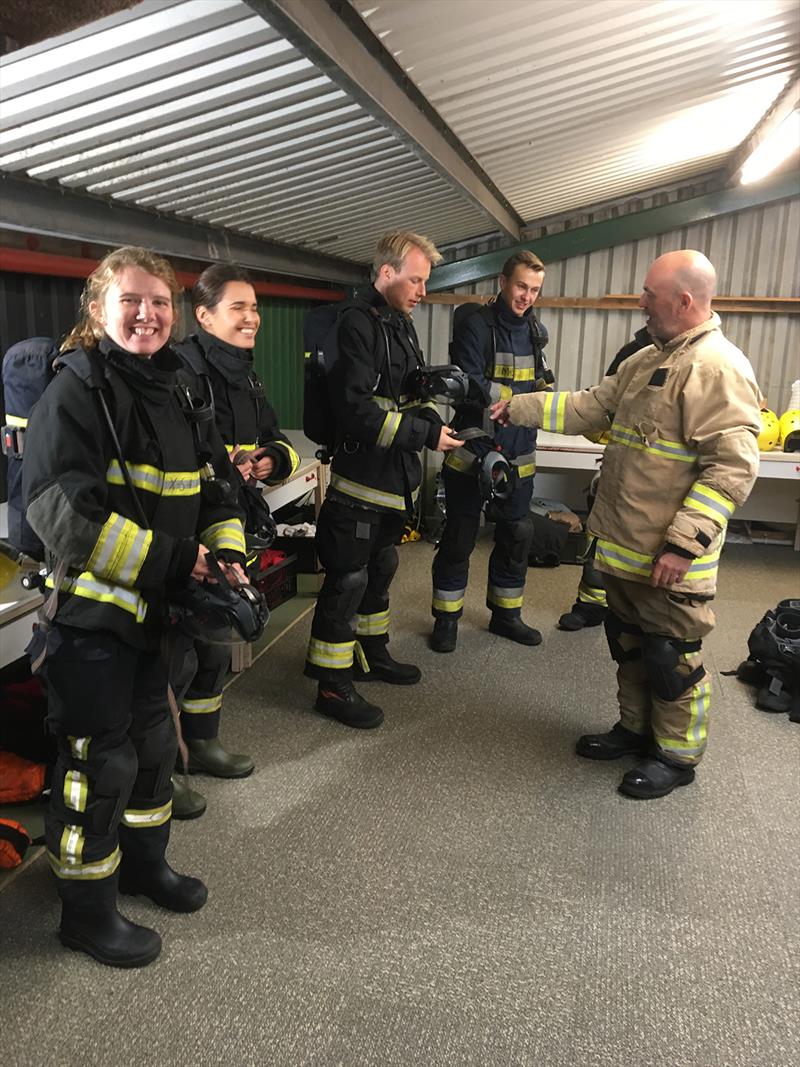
[{"left": 740, "top": 108, "right": 800, "bottom": 184}]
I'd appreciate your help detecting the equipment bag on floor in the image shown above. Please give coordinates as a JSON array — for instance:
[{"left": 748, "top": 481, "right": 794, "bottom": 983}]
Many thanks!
[{"left": 735, "top": 599, "right": 800, "bottom": 722}]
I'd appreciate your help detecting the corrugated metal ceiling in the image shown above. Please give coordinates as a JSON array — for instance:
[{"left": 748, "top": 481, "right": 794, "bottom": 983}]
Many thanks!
[
  {"left": 1, "top": 0, "right": 797, "bottom": 268},
  {"left": 351, "top": 0, "right": 799, "bottom": 223},
  {"left": 0, "top": 0, "right": 491, "bottom": 265}
]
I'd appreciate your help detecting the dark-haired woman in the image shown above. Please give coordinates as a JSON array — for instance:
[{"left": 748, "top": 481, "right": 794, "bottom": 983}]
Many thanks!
[
  {"left": 22, "top": 247, "right": 247, "bottom": 967},
  {"left": 174, "top": 264, "right": 300, "bottom": 781}
]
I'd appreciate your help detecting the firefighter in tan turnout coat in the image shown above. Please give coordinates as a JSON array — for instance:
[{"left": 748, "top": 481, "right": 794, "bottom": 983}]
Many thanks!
[{"left": 491, "top": 250, "right": 761, "bottom": 799}]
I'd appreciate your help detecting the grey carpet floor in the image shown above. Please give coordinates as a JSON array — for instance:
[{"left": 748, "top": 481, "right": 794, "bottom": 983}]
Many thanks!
[{"left": 1, "top": 540, "right": 798, "bottom": 1067}]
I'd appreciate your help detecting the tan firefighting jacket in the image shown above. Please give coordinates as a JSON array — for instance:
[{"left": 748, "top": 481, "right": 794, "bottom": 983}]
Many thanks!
[{"left": 507, "top": 315, "right": 761, "bottom": 596}]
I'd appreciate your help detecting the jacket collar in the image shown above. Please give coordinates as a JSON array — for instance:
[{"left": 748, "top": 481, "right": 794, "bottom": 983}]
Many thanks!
[
  {"left": 194, "top": 328, "right": 254, "bottom": 384},
  {"left": 652, "top": 313, "right": 720, "bottom": 353},
  {"left": 493, "top": 292, "right": 532, "bottom": 328}
]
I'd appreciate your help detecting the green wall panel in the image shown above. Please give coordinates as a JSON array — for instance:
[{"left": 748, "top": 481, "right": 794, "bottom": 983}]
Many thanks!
[{"left": 253, "top": 297, "right": 316, "bottom": 430}]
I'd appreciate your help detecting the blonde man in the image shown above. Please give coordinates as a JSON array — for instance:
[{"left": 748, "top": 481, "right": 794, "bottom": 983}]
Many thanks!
[{"left": 304, "top": 231, "right": 463, "bottom": 727}]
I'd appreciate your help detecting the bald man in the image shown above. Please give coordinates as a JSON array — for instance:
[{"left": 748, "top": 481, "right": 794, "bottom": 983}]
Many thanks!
[{"left": 491, "top": 250, "right": 762, "bottom": 799}]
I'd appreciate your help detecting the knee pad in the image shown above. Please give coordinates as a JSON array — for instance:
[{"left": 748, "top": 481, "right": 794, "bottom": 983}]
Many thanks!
[
  {"left": 327, "top": 567, "right": 369, "bottom": 624},
  {"left": 135, "top": 712, "right": 178, "bottom": 795},
  {"left": 604, "top": 613, "right": 643, "bottom": 663},
  {"left": 91, "top": 737, "right": 138, "bottom": 833},
  {"left": 642, "top": 634, "right": 705, "bottom": 701}
]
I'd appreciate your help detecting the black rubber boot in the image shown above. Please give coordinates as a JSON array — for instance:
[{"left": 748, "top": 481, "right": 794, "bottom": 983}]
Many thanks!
[
  {"left": 119, "top": 859, "right": 208, "bottom": 913},
  {"left": 618, "top": 757, "right": 696, "bottom": 799},
  {"left": 576, "top": 722, "right": 650, "bottom": 760},
  {"left": 558, "top": 602, "right": 607, "bottom": 631},
  {"left": 171, "top": 774, "right": 207, "bottom": 821},
  {"left": 59, "top": 880, "right": 161, "bottom": 969},
  {"left": 185, "top": 738, "right": 255, "bottom": 779},
  {"left": 430, "top": 617, "right": 458, "bottom": 653},
  {"left": 489, "top": 615, "right": 542, "bottom": 646},
  {"left": 354, "top": 642, "right": 421, "bottom": 685},
  {"left": 314, "top": 681, "right": 384, "bottom": 729}
]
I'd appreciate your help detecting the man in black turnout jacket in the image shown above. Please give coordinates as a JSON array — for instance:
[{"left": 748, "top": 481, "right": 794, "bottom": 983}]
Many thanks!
[
  {"left": 431, "top": 250, "right": 550, "bottom": 653},
  {"left": 175, "top": 271, "right": 299, "bottom": 780},
  {"left": 304, "top": 230, "right": 464, "bottom": 729}
]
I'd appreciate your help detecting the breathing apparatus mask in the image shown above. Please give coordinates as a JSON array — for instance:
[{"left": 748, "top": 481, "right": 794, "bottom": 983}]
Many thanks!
[
  {"left": 408, "top": 365, "right": 470, "bottom": 405},
  {"left": 168, "top": 552, "right": 269, "bottom": 644}
]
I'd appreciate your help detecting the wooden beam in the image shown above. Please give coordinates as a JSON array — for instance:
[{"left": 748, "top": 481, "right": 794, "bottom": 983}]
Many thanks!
[{"left": 423, "top": 294, "right": 800, "bottom": 314}]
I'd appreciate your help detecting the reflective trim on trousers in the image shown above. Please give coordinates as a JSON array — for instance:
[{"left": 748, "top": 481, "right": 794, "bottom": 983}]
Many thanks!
[
  {"left": 63, "top": 770, "right": 88, "bottom": 813},
  {"left": 356, "top": 609, "right": 390, "bottom": 636},
  {"left": 487, "top": 584, "right": 524, "bottom": 610},
  {"left": 433, "top": 587, "right": 465, "bottom": 613},
  {"left": 306, "top": 637, "right": 355, "bottom": 670},
  {"left": 577, "top": 581, "right": 607, "bottom": 606},
  {"left": 181, "top": 694, "right": 223, "bottom": 715},
  {"left": 68, "top": 735, "right": 91, "bottom": 761},
  {"left": 48, "top": 844, "right": 121, "bottom": 881},
  {"left": 121, "top": 800, "right": 172, "bottom": 829},
  {"left": 655, "top": 677, "right": 711, "bottom": 761}
]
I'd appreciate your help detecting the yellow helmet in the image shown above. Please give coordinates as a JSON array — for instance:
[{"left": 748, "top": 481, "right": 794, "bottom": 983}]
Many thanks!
[
  {"left": 758, "top": 409, "right": 780, "bottom": 451},
  {"left": 779, "top": 409, "right": 800, "bottom": 452}
]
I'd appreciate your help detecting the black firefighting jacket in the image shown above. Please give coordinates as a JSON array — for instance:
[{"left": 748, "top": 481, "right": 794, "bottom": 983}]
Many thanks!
[
  {"left": 326, "top": 286, "right": 443, "bottom": 514},
  {"left": 23, "top": 339, "right": 246, "bottom": 649},
  {"left": 175, "top": 329, "right": 300, "bottom": 484}
]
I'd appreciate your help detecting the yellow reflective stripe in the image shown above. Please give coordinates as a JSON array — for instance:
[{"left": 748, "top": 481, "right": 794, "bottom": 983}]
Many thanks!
[
  {"left": 356, "top": 610, "right": 390, "bottom": 636},
  {"left": 489, "top": 382, "right": 513, "bottom": 403},
  {"left": 493, "top": 362, "right": 514, "bottom": 379},
  {"left": 63, "top": 770, "right": 88, "bottom": 813},
  {"left": 273, "top": 441, "right": 301, "bottom": 476},
  {"left": 373, "top": 396, "right": 398, "bottom": 412},
  {"left": 88, "top": 511, "right": 152, "bottom": 586},
  {"left": 49, "top": 845, "right": 120, "bottom": 881},
  {"left": 307, "top": 637, "right": 355, "bottom": 669},
  {"left": 69, "top": 736, "right": 90, "bottom": 760},
  {"left": 515, "top": 462, "right": 536, "bottom": 478},
  {"left": 514, "top": 367, "right": 536, "bottom": 381},
  {"left": 107, "top": 460, "right": 201, "bottom": 497},
  {"left": 577, "top": 582, "right": 607, "bottom": 606},
  {"left": 377, "top": 410, "right": 402, "bottom": 449},
  {"left": 58, "top": 825, "right": 84, "bottom": 867},
  {"left": 226, "top": 442, "right": 259, "bottom": 454},
  {"left": 121, "top": 800, "right": 172, "bottom": 828},
  {"left": 656, "top": 678, "right": 710, "bottom": 757},
  {"left": 402, "top": 399, "right": 439, "bottom": 415},
  {"left": 487, "top": 585, "right": 524, "bottom": 609},
  {"left": 609, "top": 424, "right": 696, "bottom": 463},
  {"left": 595, "top": 539, "right": 720, "bottom": 581},
  {"left": 202, "top": 519, "right": 246, "bottom": 555},
  {"left": 47, "top": 571, "right": 148, "bottom": 622},
  {"left": 542, "top": 392, "right": 568, "bottom": 432},
  {"left": 432, "top": 595, "right": 464, "bottom": 613},
  {"left": 181, "top": 694, "right": 223, "bottom": 715},
  {"left": 5, "top": 413, "right": 27, "bottom": 427},
  {"left": 444, "top": 451, "right": 476, "bottom": 474},
  {"left": 329, "top": 474, "right": 406, "bottom": 511},
  {"left": 683, "top": 482, "right": 736, "bottom": 524}
]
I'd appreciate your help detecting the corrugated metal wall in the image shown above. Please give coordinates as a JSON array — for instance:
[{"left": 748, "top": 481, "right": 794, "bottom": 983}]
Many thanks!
[
  {"left": 253, "top": 297, "right": 313, "bottom": 430},
  {"left": 420, "top": 197, "right": 800, "bottom": 414}
]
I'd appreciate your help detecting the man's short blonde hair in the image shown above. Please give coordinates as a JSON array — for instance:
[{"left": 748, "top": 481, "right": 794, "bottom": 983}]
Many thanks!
[
  {"left": 500, "top": 249, "right": 545, "bottom": 278},
  {"left": 372, "top": 230, "right": 442, "bottom": 278}
]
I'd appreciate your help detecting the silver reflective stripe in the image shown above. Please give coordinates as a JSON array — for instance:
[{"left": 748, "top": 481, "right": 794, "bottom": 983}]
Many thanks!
[{"left": 329, "top": 474, "right": 406, "bottom": 511}]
